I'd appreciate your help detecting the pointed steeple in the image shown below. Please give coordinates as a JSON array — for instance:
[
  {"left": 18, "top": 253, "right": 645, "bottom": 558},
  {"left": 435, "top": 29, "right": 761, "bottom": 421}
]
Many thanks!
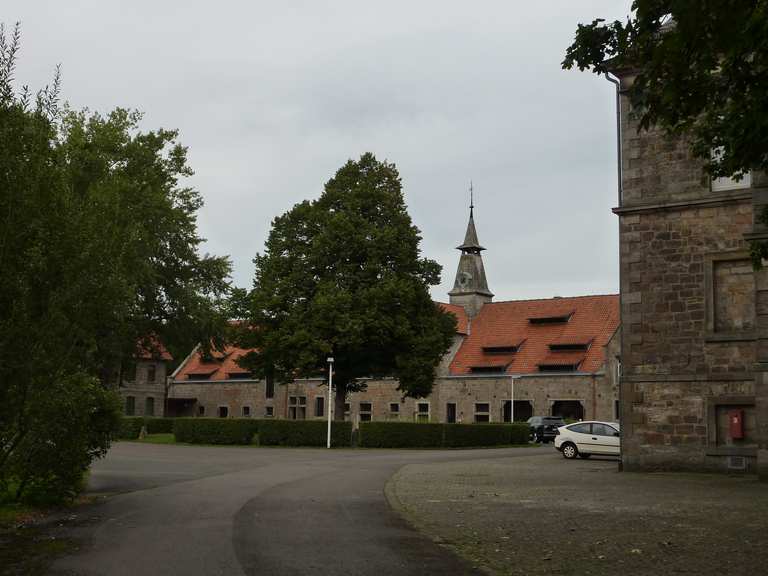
[{"left": 449, "top": 185, "right": 493, "bottom": 317}]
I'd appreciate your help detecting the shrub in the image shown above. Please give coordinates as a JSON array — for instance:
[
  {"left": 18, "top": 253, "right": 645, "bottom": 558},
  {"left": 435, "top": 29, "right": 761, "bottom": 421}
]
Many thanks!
[
  {"left": 258, "top": 419, "right": 352, "bottom": 447},
  {"left": 4, "top": 374, "right": 122, "bottom": 505},
  {"left": 118, "top": 417, "right": 145, "bottom": 440},
  {"left": 359, "top": 422, "right": 445, "bottom": 448},
  {"left": 144, "top": 417, "right": 174, "bottom": 434},
  {"left": 173, "top": 418, "right": 260, "bottom": 445},
  {"left": 508, "top": 422, "right": 530, "bottom": 445},
  {"left": 443, "top": 423, "right": 511, "bottom": 447},
  {"left": 359, "top": 421, "right": 533, "bottom": 448},
  {"left": 117, "top": 416, "right": 175, "bottom": 438}
]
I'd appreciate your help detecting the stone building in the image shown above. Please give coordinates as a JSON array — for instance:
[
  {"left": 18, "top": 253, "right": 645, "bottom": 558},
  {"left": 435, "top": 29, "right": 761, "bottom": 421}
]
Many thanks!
[
  {"left": 611, "top": 68, "right": 767, "bottom": 476},
  {"left": 168, "top": 207, "right": 620, "bottom": 426},
  {"left": 119, "top": 342, "right": 173, "bottom": 417}
]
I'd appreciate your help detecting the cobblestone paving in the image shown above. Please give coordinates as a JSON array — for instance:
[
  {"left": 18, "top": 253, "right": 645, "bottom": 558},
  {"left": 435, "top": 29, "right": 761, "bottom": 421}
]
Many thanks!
[{"left": 388, "top": 452, "right": 768, "bottom": 576}]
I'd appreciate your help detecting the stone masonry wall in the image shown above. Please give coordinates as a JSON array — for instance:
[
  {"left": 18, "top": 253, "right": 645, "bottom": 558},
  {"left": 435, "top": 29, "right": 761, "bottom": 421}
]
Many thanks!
[
  {"left": 118, "top": 360, "right": 168, "bottom": 417},
  {"left": 616, "top": 74, "right": 760, "bottom": 473}
]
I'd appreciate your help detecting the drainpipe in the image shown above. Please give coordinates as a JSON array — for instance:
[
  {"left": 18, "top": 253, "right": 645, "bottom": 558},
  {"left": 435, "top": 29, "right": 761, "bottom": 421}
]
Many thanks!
[
  {"left": 605, "top": 72, "right": 624, "bottom": 472},
  {"left": 604, "top": 72, "right": 623, "bottom": 207}
]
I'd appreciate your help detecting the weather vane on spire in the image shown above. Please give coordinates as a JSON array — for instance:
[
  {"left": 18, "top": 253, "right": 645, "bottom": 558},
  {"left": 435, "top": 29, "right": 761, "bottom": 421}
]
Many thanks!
[{"left": 469, "top": 181, "right": 474, "bottom": 215}]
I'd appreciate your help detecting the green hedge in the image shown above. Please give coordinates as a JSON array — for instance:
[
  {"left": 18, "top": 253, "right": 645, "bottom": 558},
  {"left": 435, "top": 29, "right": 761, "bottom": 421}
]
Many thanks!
[
  {"left": 117, "top": 417, "right": 145, "bottom": 439},
  {"left": 359, "top": 422, "right": 531, "bottom": 448},
  {"left": 358, "top": 422, "right": 444, "bottom": 448},
  {"left": 258, "top": 419, "right": 352, "bottom": 447},
  {"left": 117, "top": 417, "right": 175, "bottom": 439},
  {"left": 172, "top": 418, "right": 260, "bottom": 445}
]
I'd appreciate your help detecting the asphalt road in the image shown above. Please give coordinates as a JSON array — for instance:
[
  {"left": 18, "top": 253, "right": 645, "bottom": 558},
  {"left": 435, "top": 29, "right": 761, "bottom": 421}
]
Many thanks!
[{"left": 52, "top": 443, "right": 551, "bottom": 576}]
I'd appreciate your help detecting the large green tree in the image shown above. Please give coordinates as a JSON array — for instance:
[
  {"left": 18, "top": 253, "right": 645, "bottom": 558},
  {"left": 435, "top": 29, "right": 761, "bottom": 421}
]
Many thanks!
[
  {"left": 236, "top": 153, "right": 456, "bottom": 419},
  {"left": 563, "top": 1, "right": 768, "bottom": 260},
  {"left": 0, "top": 24, "right": 231, "bottom": 502},
  {"left": 563, "top": 1, "right": 767, "bottom": 179}
]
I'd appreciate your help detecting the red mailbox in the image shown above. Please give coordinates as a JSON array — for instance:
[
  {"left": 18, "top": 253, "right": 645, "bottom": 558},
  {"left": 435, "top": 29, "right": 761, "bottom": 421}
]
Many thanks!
[{"left": 729, "top": 409, "right": 744, "bottom": 439}]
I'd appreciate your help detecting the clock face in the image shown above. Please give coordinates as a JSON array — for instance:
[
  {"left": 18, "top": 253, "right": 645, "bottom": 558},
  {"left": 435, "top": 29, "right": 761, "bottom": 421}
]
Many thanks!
[{"left": 459, "top": 271, "right": 472, "bottom": 286}]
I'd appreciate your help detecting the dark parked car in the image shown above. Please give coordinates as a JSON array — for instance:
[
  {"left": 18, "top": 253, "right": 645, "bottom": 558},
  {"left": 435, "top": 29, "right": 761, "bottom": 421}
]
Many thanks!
[{"left": 527, "top": 416, "right": 566, "bottom": 443}]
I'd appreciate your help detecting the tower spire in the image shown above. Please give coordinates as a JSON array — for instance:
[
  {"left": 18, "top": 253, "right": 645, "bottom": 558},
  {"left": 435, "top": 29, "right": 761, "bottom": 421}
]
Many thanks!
[{"left": 449, "top": 187, "right": 493, "bottom": 317}]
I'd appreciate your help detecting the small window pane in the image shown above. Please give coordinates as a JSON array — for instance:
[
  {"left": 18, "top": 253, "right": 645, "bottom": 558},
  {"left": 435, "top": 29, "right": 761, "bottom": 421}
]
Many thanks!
[
  {"left": 145, "top": 397, "right": 155, "bottom": 417},
  {"left": 475, "top": 403, "right": 490, "bottom": 413},
  {"left": 198, "top": 405, "right": 205, "bottom": 416},
  {"left": 417, "top": 403, "right": 429, "bottom": 413},
  {"left": 389, "top": 403, "right": 400, "bottom": 413},
  {"left": 242, "top": 406, "right": 251, "bottom": 417},
  {"left": 265, "top": 406, "right": 274, "bottom": 417},
  {"left": 315, "top": 396, "right": 325, "bottom": 417},
  {"left": 218, "top": 406, "right": 229, "bottom": 418}
]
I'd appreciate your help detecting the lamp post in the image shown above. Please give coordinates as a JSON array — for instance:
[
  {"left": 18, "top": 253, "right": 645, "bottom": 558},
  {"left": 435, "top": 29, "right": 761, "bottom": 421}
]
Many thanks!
[
  {"left": 510, "top": 376, "right": 515, "bottom": 424},
  {"left": 326, "top": 357, "right": 334, "bottom": 449}
]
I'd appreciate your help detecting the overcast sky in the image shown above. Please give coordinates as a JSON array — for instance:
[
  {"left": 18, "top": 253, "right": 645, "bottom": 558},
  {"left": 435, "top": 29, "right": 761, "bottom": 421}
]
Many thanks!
[{"left": 6, "top": 1, "right": 633, "bottom": 302}]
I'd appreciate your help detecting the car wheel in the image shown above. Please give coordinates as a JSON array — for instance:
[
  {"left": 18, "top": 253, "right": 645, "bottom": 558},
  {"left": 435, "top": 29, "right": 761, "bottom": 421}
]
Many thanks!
[
  {"left": 579, "top": 453, "right": 591, "bottom": 459},
  {"left": 561, "top": 442, "right": 578, "bottom": 459}
]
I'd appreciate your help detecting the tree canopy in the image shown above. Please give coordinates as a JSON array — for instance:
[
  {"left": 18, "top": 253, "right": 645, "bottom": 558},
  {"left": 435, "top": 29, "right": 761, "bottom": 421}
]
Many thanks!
[
  {"left": 236, "top": 153, "right": 456, "bottom": 418},
  {"left": 0, "top": 23, "right": 231, "bottom": 502},
  {"left": 563, "top": 1, "right": 768, "bottom": 182}
]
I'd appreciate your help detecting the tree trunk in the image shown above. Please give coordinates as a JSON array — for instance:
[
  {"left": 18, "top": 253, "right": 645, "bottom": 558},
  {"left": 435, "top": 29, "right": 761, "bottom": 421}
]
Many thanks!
[{"left": 334, "top": 382, "right": 347, "bottom": 421}]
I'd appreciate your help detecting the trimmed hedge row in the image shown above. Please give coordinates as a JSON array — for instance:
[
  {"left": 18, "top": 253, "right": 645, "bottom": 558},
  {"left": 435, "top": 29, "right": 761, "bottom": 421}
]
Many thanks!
[
  {"left": 173, "top": 418, "right": 260, "bottom": 445},
  {"left": 118, "top": 417, "right": 176, "bottom": 439},
  {"left": 359, "top": 422, "right": 530, "bottom": 448},
  {"left": 258, "top": 419, "right": 352, "bottom": 447}
]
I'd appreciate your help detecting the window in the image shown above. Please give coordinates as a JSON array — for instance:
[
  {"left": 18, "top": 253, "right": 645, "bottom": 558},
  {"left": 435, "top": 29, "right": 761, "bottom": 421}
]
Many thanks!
[
  {"left": 528, "top": 313, "right": 572, "bottom": 325},
  {"left": 548, "top": 342, "right": 591, "bottom": 352},
  {"left": 416, "top": 402, "right": 430, "bottom": 422},
  {"left": 123, "top": 362, "right": 137, "bottom": 383},
  {"left": 228, "top": 372, "right": 251, "bottom": 380},
  {"left": 315, "top": 396, "right": 325, "bottom": 418},
  {"left": 187, "top": 373, "right": 212, "bottom": 380},
  {"left": 242, "top": 405, "right": 251, "bottom": 417},
  {"left": 125, "top": 395, "right": 136, "bottom": 416},
  {"left": 289, "top": 396, "right": 306, "bottom": 420},
  {"left": 474, "top": 403, "right": 490, "bottom": 423},
  {"left": 711, "top": 147, "right": 751, "bottom": 191},
  {"left": 482, "top": 344, "right": 521, "bottom": 354},
  {"left": 198, "top": 405, "right": 206, "bottom": 416},
  {"left": 266, "top": 376, "right": 275, "bottom": 399},
  {"left": 344, "top": 402, "right": 351, "bottom": 417},
  {"left": 388, "top": 403, "right": 400, "bottom": 420},
  {"left": 218, "top": 406, "right": 229, "bottom": 418},
  {"left": 446, "top": 403, "right": 457, "bottom": 423},
  {"left": 147, "top": 364, "right": 157, "bottom": 383},
  {"left": 359, "top": 402, "right": 372, "bottom": 422},
  {"left": 568, "top": 423, "right": 591, "bottom": 434},
  {"left": 265, "top": 406, "right": 274, "bottom": 417},
  {"left": 145, "top": 397, "right": 155, "bottom": 417},
  {"left": 592, "top": 423, "right": 618, "bottom": 437}
]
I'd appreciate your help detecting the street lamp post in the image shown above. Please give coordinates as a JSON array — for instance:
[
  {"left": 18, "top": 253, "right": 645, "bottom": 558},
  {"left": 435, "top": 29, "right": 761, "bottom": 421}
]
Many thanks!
[
  {"left": 326, "top": 357, "right": 334, "bottom": 449},
  {"left": 510, "top": 376, "right": 515, "bottom": 424}
]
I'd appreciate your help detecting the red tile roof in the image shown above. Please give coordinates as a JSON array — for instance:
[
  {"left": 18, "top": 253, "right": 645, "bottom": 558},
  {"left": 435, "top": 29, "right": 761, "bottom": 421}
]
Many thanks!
[
  {"left": 449, "top": 294, "right": 619, "bottom": 375},
  {"left": 136, "top": 337, "right": 173, "bottom": 361},
  {"left": 175, "top": 345, "right": 255, "bottom": 381},
  {"left": 437, "top": 302, "right": 469, "bottom": 335}
]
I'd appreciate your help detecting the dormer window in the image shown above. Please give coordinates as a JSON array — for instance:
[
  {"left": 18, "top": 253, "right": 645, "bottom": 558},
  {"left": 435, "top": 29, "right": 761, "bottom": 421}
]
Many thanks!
[
  {"left": 528, "top": 312, "right": 573, "bottom": 325},
  {"left": 548, "top": 340, "right": 591, "bottom": 352},
  {"left": 482, "top": 340, "right": 524, "bottom": 355},
  {"left": 470, "top": 364, "right": 508, "bottom": 374}
]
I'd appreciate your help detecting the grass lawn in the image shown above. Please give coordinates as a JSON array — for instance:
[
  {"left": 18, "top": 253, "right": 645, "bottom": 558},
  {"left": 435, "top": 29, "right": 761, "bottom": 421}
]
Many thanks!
[{"left": 134, "top": 433, "right": 176, "bottom": 444}]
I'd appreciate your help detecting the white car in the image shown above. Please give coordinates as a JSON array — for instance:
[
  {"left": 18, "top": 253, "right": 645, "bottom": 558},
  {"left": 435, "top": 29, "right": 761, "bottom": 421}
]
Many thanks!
[{"left": 554, "top": 421, "right": 620, "bottom": 459}]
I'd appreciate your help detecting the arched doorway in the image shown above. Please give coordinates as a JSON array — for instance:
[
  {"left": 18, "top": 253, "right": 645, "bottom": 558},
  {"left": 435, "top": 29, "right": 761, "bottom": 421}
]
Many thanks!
[
  {"left": 551, "top": 400, "right": 584, "bottom": 421},
  {"left": 503, "top": 400, "right": 533, "bottom": 422}
]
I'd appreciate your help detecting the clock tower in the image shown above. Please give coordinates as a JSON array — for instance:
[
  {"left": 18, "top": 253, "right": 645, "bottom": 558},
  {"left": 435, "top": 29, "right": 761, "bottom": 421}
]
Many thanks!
[{"left": 448, "top": 194, "right": 493, "bottom": 317}]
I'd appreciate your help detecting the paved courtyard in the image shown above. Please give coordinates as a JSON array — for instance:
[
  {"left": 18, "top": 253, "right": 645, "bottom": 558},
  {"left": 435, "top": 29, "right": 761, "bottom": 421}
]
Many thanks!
[
  {"left": 48, "top": 443, "right": 548, "bottom": 575},
  {"left": 390, "top": 452, "right": 768, "bottom": 576}
]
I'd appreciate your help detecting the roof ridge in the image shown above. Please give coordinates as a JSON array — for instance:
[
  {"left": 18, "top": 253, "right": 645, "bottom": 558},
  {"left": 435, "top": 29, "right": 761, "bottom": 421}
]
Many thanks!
[{"left": 487, "top": 293, "right": 619, "bottom": 305}]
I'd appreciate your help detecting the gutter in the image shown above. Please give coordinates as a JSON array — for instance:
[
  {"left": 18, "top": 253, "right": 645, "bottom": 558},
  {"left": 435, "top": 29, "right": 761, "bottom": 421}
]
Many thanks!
[{"left": 604, "top": 72, "right": 623, "bottom": 207}]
